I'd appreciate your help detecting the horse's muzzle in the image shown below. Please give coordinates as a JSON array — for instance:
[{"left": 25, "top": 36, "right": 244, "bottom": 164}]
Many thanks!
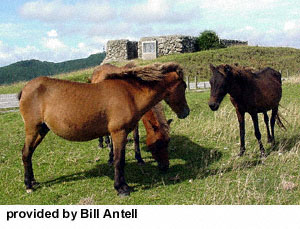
[
  {"left": 177, "top": 106, "right": 190, "bottom": 119},
  {"left": 209, "top": 102, "right": 219, "bottom": 111}
]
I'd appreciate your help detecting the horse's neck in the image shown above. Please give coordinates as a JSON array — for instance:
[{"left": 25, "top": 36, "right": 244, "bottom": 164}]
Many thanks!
[
  {"left": 228, "top": 75, "right": 256, "bottom": 103},
  {"left": 132, "top": 82, "right": 166, "bottom": 116}
]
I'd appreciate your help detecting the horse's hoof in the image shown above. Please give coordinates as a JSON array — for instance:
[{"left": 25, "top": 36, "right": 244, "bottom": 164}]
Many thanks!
[
  {"left": 98, "top": 144, "right": 104, "bottom": 149},
  {"left": 26, "top": 189, "right": 33, "bottom": 194},
  {"left": 237, "top": 148, "right": 246, "bottom": 157},
  {"left": 117, "top": 185, "right": 131, "bottom": 197},
  {"left": 32, "top": 180, "right": 40, "bottom": 187},
  {"left": 118, "top": 191, "right": 130, "bottom": 197}
]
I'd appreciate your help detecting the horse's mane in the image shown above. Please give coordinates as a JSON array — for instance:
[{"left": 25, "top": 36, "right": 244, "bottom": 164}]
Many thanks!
[
  {"left": 104, "top": 62, "right": 183, "bottom": 82},
  {"left": 216, "top": 64, "right": 256, "bottom": 79}
]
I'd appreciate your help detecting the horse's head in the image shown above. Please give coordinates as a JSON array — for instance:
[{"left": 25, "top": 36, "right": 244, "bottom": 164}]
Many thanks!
[
  {"left": 208, "top": 64, "right": 232, "bottom": 111},
  {"left": 163, "top": 71, "right": 190, "bottom": 119},
  {"left": 147, "top": 119, "right": 173, "bottom": 172},
  {"left": 149, "top": 139, "right": 170, "bottom": 171}
]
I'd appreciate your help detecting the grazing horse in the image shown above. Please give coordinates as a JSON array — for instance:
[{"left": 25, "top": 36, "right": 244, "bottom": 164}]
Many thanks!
[
  {"left": 19, "top": 62, "right": 189, "bottom": 196},
  {"left": 91, "top": 63, "right": 172, "bottom": 170},
  {"left": 141, "top": 103, "right": 172, "bottom": 169},
  {"left": 208, "top": 64, "right": 284, "bottom": 157}
]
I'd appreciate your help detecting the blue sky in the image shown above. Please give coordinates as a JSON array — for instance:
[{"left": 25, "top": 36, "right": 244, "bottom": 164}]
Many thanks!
[{"left": 0, "top": 0, "right": 300, "bottom": 67}]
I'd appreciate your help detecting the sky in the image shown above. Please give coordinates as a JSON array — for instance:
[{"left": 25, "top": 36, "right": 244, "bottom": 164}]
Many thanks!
[{"left": 0, "top": 0, "right": 300, "bottom": 67}]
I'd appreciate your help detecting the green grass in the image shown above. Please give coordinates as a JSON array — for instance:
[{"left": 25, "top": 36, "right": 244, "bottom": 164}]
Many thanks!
[{"left": 1, "top": 81, "right": 300, "bottom": 204}]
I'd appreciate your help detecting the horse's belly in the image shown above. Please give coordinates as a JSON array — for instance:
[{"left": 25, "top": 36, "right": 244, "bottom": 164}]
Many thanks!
[{"left": 45, "top": 114, "right": 108, "bottom": 142}]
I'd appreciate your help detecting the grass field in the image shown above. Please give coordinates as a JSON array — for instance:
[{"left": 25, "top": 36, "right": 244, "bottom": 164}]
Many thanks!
[{"left": 1, "top": 79, "right": 300, "bottom": 204}]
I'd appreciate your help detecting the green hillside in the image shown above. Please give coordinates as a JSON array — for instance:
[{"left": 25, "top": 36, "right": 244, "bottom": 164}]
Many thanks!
[
  {"left": 0, "top": 52, "right": 106, "bottom": 85},
  {"left": 134, "top": 46, "right": 300, "bottom": 80}
]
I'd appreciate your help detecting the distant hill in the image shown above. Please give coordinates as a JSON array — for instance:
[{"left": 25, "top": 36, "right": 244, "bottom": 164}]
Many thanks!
[
  {"left": 137, "top": 46, "right": 300, "bottom": 80},
  {"left": 0, "top": 52, "right": 106, "bottom": 85}
]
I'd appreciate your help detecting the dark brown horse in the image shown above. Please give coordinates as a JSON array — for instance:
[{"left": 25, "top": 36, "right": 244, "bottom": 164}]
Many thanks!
[
  {"left": 19, "top": 62, "right": 189, "bottom": 196},
  {"left": 208, "top": 64, "right": 284, "bottom": 157},
  {"left": 91, "top": 63, "right": 172, "bottom": 170}
]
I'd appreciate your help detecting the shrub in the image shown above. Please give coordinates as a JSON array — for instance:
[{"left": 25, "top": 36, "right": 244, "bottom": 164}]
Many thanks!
[{"left": 196, "top": 30, "right": 225, "bottom": 51}]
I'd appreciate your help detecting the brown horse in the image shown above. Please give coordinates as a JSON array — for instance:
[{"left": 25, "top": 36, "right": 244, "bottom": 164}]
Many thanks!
[
  {"left": 91, "top": 63, "right": 172, "bottom": 170},
  {"left": 19, "top": 62, "right": 189, "bottom": 196},
  {"left": 91, "top": 63, "right": 143, "bottom": 165},
  {"left": 141, "top": 103, "right": 172, "bottom": 169},
  {"left": 208, "top": 64, "right": 284, "bottom": 157}
]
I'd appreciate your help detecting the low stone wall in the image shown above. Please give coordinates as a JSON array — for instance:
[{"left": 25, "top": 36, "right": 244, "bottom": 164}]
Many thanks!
[
  {"left": 220, "top": 39, "right": 248, "bottom": 47},
  {"left": 103, "top": 39, "right": 138, "bottom": 63},
  {"left": 138, "top": 35, "right": 197, "bottom": 59},
  {"left": 103, "top": 36, "right": 248, "bottom": 63}
]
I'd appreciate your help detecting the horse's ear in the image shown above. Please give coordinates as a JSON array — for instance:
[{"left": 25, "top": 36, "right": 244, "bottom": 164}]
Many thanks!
[
  {"left": 167, "top": 119, "right": 173, "bottom": 126},
  {"left": 224, "top": 65, "right": 232, "bottom": 74},
  {"left": 209, "top": 64, "right": 216, "bottom": 72}
]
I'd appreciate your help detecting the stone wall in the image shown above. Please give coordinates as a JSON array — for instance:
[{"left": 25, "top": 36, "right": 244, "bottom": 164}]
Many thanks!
[
  {"left": 103, "top": 39, "right": 138, "bottom": 63},
  {"left": 220, "top": 39, "right": 248, "bottom": 47},
  {"left": 138, "top": 35, "right": 197, "bottom": 59},
  {"left": 103, "top": 36, "right": 248, "bottom": 63}
]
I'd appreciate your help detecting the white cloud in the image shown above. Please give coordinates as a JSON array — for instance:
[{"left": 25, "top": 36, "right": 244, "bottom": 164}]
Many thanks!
[
  {"left": 47, "top": 29, "right": 58, "bottom": 37},
  {"left": 283, "top": 20, "right": 300, "bottom": 37},
  {"left": 124, "top": 0, "right": 200, "bottom": 24},
  {"left": 2, "top": 0, "right": 298, "bottom": 68},
  {"left": 200, "top": 0, "right": 280, "bottom": 12},
  {"left": 43, "top": 38, "right": 66, "bottom": 50},
  {"left": 19, "top": 0, "right": 114, "bottom": 23},
  {"left": 0, "top": 40, "right": 40, "bottom": 67},
  {"left": 0, "top": 36, "right": 102, "bottom": 67}
]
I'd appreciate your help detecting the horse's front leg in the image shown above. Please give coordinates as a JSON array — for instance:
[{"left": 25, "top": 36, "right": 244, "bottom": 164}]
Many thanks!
[
  {"left": 250, "top": 113, "right": 266, "bottom": 157},
  {"left": 111, "top": 130, "right": 130, "bottom": 196},
  {"left": 236, "top": 109, "right": 246, "bottom": 156}
]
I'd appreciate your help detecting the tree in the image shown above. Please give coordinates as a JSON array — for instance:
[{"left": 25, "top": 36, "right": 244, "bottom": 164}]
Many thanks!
[{"left": 196, "top": 30, "right": 225, "bottom": 51}]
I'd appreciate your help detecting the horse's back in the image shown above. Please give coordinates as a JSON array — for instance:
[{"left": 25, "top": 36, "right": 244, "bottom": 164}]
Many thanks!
[
  {"left": 92, "top": 64, "right": 121, "bottom": 83},
  {"left": 252, "top": 68, "right": 282, "bottom": 111},
  {"left": 256, "top": 67, "right": 281, "bottom": 84}
]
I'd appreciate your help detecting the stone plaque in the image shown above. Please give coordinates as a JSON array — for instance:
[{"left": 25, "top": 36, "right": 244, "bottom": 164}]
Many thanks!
[{"left": 142, "top": 41, "right": 157, "bottom": 60}]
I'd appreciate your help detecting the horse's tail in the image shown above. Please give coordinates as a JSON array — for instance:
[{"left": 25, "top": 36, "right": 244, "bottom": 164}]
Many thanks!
[
  {"left": 17, "top": 90, "right": 22, "bottom": 101},
  {"left": 276, "top": 111, "right": 286, "bottom": 130}
]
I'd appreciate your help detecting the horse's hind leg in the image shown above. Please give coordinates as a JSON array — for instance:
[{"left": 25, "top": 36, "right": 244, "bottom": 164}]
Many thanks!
[
  {"left": 22, "top": 123, "right": 49, "bottom": 192},
  {"left": 263, "top": 112, "right": 273, "bottom": 143},
  {"left": 105, "top": 136, "right": 110, "bottom": 147},
  {"left": 133, "top": 125, "right": 145, "bottom": 165},
  {"left": 98, "top": 137, "right": 104, "bottom": 148},
  {"left": 108, "top": 137, "right": 114, "bottom": 165},
  {"left": 250, "top": 113, "right": 266, "bottom": 157},
  {"left": 98, "top": 136, "right": 110, "bottom": 148},
  {"left": 270, "top": 107, "right": 278, "bottom": 146}
]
